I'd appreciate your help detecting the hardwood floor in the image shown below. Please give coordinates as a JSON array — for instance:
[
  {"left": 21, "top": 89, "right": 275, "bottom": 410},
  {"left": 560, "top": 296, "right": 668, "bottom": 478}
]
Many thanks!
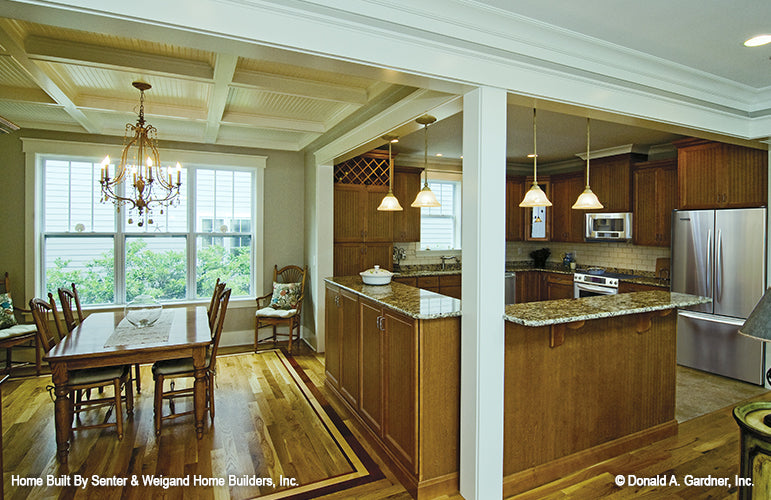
[{"left": 2, "top": 343, "right": 768, "bottom": 499}]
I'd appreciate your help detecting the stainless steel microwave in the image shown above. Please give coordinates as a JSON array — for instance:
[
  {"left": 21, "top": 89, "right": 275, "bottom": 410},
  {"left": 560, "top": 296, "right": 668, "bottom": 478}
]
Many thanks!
[{"left": 585, "top": 212, "right": 633, "bottom": 241}]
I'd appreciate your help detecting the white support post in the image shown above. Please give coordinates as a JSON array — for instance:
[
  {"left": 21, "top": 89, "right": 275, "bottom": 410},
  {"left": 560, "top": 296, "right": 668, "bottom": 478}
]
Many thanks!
[
  {"left": 313, "top": 162, "right": 334, "bottom": 352},
  {"left": 460, "top": 86, "right": 507, "bottom": 499}
]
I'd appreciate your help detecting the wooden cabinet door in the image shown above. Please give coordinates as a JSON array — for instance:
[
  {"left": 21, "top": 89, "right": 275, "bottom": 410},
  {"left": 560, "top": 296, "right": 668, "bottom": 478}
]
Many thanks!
[
  {"left": 383, "top": 308, "right": 418, "bottom": 473},
  {"left": 722, "top": 144, "right": 768, "bottom": 208},
  {"left": 324, "top": 285, "right": 341, "bottom": 388},
  {"left": 439, "top": 274, "right": 461, "bottom": 299},
  {"left": 506, "top": 177, "right": 525, "bottom": 241},
  {"left": 546, "top": 275, "right": 574, "bottom": 300},
  {"left": 677, "top": 141, "right": 720, "bottom": 209},
  {"left": 333, "top": 243, "right": 362, "bottom": 276},
  {"left": 393, "top": 170, "right": 421, "bottom": 242},
  {"left": 588, "top": 156, "right": 633, "bottom": 212},
  {"left": 655, "top": 165, "right": 677, "bottom": 246},
  {"left": 334, "top": 184, "right": 364, "bottom": 242},
  {"left": 550, "top": 173, "right": 584, "bottom": 242},
  {"left": 339, "top": 289, "right": 360, "bottom": 408},
  {"left": 362, "top": 243, "right": 393, "bottom": 272},
  {"left": 515, "top": 271, "right": 542, "bottom": 304},
  {"left": 365, "top": 186, "right": 394, "bottom": 241},
  {"left": 633, "top": 166, "right": 659, "bottom": 246},
  {"left": 359, "top": 299, "right": 384, "bottom": 434}
]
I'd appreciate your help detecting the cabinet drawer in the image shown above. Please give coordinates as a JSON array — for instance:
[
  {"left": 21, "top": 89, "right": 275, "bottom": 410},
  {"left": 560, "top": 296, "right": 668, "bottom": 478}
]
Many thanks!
[
  {"left": 417, "top": 276, "right": 440, "bottom": 290},
  {"left": 392, "top": 276, "right": 417, "bottom": 287}
]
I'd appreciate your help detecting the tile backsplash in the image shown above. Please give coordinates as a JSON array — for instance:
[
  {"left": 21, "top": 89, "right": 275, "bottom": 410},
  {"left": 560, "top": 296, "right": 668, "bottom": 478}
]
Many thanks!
[
  {"left": 506, "top": 241, "right": 670, "bottom": 272},
  {"left": 394, "top": 241, "right": 669, "bottom": 273}
]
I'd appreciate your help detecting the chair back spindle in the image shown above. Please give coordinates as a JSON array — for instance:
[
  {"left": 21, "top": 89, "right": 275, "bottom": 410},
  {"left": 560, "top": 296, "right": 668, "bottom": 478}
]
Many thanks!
[{"left": 208, "top": 287, "right": 231, "bottom": 374}]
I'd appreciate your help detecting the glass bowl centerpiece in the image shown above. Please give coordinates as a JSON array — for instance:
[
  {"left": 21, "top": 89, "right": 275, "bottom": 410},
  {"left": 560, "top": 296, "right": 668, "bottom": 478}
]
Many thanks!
[{"left": 125, "top": 294, "right": 162, "bottom": 328}]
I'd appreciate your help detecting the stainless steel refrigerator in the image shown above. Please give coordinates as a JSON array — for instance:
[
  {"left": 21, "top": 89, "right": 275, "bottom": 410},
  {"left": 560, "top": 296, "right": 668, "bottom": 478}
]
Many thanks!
[{"left": 671, "top": 208, "right": 767, "bottom": 385}]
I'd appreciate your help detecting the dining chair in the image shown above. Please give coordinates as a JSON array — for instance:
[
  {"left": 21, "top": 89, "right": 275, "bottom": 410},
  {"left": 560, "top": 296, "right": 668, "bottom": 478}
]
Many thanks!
[
  {"left": 0, "top": 272, "right": 41, "bottom": 376},
  {"left": 254, "top": 265, "right": 307, "bottom": 353},
  {"left": 59, "top": 283, "right": 143, "bottom": 394},
  {"left": 152, "top": 287, "right": 231, "bottom": 436},
  {"left": 29, "top": 295, "right": 134, "bottom": 439}
]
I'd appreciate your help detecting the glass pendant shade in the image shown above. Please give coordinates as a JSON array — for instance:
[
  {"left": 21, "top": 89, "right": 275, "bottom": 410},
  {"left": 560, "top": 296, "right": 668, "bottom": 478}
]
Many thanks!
[
  {"left": 519, "top": 108, "right": 552, "bottom": 207},
  {"left": 411, "top": 115, "right": 441, "bottom": 208},
  {"left": 572, "top": 117, "right": 604, "bottom": 210},
  {"left": 520, "top": 182, "right": 553, "bottom": 207},
  {"left": 377, "top": 135, "right": 403, "bottom": 211},
  {"left": 412, "top": 183, "right": 441, "bottom": 207},
  {"left": 571, "top": 187, "right": 603, "bottom": 209},
  {"left": 377, "top": 190, "right": 403, "bottom": 210}
]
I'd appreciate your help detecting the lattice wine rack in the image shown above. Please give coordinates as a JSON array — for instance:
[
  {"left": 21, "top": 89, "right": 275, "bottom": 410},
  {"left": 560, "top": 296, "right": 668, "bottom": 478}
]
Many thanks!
[{"left": 334, "top": 152, "right": 390, "bottom": 185}]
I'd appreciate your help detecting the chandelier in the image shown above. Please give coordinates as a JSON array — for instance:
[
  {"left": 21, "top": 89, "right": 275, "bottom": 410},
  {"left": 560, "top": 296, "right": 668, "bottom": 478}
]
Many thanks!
[{"left": 100, "top": 81, "right": 182, "bottom": 226}]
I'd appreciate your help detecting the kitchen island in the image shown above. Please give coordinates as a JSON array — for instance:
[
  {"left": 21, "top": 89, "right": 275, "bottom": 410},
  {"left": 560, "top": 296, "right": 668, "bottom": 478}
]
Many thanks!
[
  {"left": 324, "top": 277, "right": 461, "bottom": 499},
  {"left": 324, "top": 278, "right": 709, "bottom": 499},
  {"left": 502, "top": 291, "right": 710, "bottom": 497}
]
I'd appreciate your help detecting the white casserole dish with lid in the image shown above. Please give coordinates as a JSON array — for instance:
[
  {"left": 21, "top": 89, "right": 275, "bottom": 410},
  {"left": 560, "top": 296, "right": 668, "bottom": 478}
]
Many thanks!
[{"left": 359, "top": 265, "right": 394, "bottom": 285}]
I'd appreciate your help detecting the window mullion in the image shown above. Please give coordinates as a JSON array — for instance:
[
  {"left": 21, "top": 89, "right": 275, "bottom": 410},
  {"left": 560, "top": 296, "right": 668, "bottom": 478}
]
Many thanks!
[{"left": 187, "top": 165, "right": 197, "bottom": 300}]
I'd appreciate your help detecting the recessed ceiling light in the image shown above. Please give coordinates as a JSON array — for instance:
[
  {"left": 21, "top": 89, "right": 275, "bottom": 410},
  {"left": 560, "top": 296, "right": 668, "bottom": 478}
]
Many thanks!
[
  {"left": 527, "top": 153, "right": 537, "bottom": 158},
  {"left": 435, "top": 153, "right": 443, "bottom": 157},
  {"left": 744, "top": 34, "right": 771, "bottom": 47}
]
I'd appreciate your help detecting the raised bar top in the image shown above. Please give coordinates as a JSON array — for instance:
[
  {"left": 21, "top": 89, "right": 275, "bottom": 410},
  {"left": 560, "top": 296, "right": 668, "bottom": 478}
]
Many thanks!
[
  {"left": 504, "top": 291, "right": 710, "bottom": 327},
  {"left": 325, "top": 276, "right": 461, "bottom": 320}
]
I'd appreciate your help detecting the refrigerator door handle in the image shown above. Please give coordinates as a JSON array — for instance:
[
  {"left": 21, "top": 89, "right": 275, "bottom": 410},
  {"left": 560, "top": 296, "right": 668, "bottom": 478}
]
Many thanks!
[
  {"left": 716, "top": 229, "right": 722, "bottom": 303},
  {"left": 678, "top": 310, "right": 745, "bottom": 327},
  {"left": 706, "top": 229, "right": 712, "bottom": 296}
]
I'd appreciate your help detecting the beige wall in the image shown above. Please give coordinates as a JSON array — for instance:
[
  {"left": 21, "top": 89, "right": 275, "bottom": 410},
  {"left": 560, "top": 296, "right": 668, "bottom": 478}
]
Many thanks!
[
  {"left": 0, "top": 129, "right": 305, "bottom": 348},
  {"left": 507, "top": 241, "right": 670, "bottom": 273}
]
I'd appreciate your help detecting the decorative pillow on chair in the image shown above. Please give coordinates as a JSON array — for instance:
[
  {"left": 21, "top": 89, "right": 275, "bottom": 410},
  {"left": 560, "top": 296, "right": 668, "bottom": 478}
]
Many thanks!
[
  {"left": 269, "top": 282, "right": 301, "bottom": 310},
  {"left": 0, "top": 292, "right": 18, "bottom": 329}
]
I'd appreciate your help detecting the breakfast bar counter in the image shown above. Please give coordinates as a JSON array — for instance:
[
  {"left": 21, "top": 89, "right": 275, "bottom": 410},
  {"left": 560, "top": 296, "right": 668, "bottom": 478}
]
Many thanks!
[{"left": 501, "top": 291, "right": 710, "bottom": 497}]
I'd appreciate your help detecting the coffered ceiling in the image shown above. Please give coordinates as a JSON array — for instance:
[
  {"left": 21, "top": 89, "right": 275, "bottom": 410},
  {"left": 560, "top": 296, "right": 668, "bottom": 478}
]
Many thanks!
[{"left": 0, "top": 16, "right": 413, "bottom": 151}]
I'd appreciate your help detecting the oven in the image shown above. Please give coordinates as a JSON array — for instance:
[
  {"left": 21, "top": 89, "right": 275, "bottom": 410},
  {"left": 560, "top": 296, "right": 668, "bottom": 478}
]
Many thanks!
[{"left": 573, "top": 272, "right": 619, "bottom": 298}]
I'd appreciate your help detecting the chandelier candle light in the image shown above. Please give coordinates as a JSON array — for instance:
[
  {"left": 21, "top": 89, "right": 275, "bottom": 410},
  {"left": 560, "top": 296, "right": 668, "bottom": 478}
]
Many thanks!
[
  {"left": 411, "top": 115, "right": 441, "bottom": 208},
  {"left": 519, "top": 108, "right": 552, "bottom": 207},
  {"left": 377, "top": 135, "right": 403, "bottom": 211},
  {"left": 100, "top": 81, "right": 182, "bottom": 227},
  {"left": 572, "top": 117, "right": 604, "bottom": 210}
]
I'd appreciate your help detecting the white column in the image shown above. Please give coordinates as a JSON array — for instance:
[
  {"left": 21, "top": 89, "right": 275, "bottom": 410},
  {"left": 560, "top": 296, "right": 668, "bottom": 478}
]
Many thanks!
[
  {"left": 313, "top": 162, "right": 334, "bottom": 352},
  {"left": 460, "top": 86, "right": 507, "bottom": 499}
]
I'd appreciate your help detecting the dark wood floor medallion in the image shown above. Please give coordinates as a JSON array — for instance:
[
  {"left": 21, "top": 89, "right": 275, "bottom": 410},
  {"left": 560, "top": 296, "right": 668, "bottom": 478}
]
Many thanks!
[{"left": 2, "top": 350, "right": 382, "bottom": 499}]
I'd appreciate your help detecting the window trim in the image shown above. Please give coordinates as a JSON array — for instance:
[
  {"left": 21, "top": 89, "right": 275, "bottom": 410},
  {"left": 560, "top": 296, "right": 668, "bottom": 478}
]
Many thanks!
[{"left": 22, "top": 138, "right": 265, "bottom": 305}]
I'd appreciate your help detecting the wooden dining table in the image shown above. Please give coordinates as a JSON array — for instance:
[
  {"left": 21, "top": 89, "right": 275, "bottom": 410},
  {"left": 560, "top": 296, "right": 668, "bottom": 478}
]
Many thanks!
[{"left": 44, "top": 306, "right": 211, "bottom": 465}]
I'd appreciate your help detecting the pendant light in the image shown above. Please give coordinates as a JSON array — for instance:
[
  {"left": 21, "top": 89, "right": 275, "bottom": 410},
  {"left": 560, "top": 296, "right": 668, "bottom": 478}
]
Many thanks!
[
  {"left": 377, "top": 135, "right": 403, "bottom": 211},
  {"left": 519, "top": 108, "right": 552, "bottom": 207},
  {"left": 572, "top": 118, "right": 604, "bottom": 210},
  {"left": 411, "top": 115, "right": 441, "bottom": 208}
]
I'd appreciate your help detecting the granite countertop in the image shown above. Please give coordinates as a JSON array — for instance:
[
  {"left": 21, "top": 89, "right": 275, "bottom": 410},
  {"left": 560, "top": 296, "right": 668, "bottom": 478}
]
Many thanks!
[
  {"left": 504, "top": 291, "right": 709, "bottom": 327},
  {"left": 506, "top": 262, "right": 670, "bottom": 288},
  {"left": 325, "top": 276, "right": 461, "bottom": 320}
]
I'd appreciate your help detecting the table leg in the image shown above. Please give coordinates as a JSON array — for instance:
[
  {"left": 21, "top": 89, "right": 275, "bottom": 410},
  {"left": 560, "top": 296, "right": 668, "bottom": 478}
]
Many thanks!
[
  {"left": 50, "top": 363, "right": 72, "bottom": 464},
  {"left": 193, "top": 346, "right": 207, "bottom": 439}
]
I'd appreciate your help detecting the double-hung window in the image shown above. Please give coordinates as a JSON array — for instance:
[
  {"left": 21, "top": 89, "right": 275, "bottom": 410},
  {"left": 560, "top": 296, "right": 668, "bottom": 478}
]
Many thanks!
[
  {"left": 419, "top": 177, "right": 462, "bottom": 251},
  {"left": 28, "top": 139, "right": 264, "bottom": 306}
]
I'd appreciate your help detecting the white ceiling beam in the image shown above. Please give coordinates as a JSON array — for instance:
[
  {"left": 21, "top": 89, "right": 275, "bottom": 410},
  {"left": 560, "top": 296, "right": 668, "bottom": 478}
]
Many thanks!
[
  {"left": 25, "top": 35, "right": 214, "bottom": 81},
  {"left": 77, "top": 94, "right": 207, "bottom": 121},
  {"left": 0, "top": 85, "right": 55, "bottom": 104},
  {"left": 0, "top": 26, "right": 100, "bottom": 133},
  {"left": 222, "top": 110, "right": 325, "bottom": 133},
  {"left": 313, "top": 89, "right": 460, "bottom": 164},
  {"left": 203, "top": 53, "right": 238, "bottom": 143},
  {"left": 232, "top": 68, "right": 368, "bottom": 105}
]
